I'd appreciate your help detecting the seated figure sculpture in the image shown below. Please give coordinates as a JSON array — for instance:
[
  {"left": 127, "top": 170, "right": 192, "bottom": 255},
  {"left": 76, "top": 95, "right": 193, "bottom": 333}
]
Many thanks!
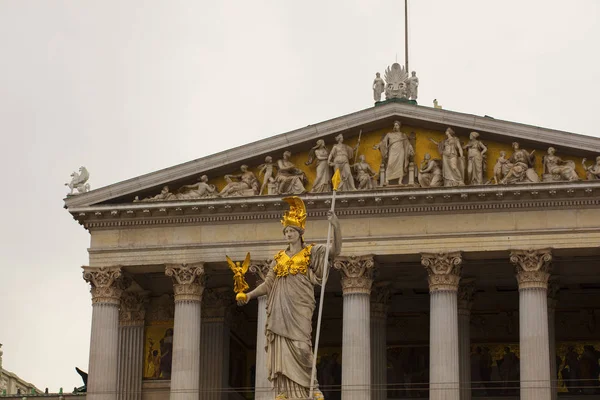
[
  {"left": 275, "top": 151, "right": 308, "bottom": 195},
  {"left": 218, "top": 165, "right": 259, "bottom": 197},
  {"left": 500, "top": 142, "right": 540, "bottom": 184},
  {"left": 582, "top": 156, "right": 600, "bottom": 180},
  {"left": 351, "top": 154, "right": 377, "bottom": 190},
  {"left": 542, "top": 147, "right": 579, "bottom": 182},
  {"left": 418, "top": 153, "right": 442, "bottom": 188}
]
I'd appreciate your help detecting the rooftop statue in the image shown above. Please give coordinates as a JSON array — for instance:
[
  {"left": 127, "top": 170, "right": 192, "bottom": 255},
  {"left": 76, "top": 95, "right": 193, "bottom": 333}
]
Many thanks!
[
  {"left": 582, "top": 156, "right": 600, "bottom": 180},
  {"left": 372, "top": 72, "right": 385, "bottom": 102},
  {"left": 237, "top": 196, "right": 341, "bottom": 400},
  {"left": 65, "top": 166, "right": 91, "bottom": 195},
  {"left": 542, "top": 147, "right": 579, "bottom": 182},
  {"left": 275, "top": 151, "right": 308, "bottom": 195},
  {"left": 384, "top": 63, "right": 409, "bottom": 100},
  {"left": 218, "top": 165, "right": 259, "bottom": 197},
  {"left": 305, "top": 140, "right": 332, "bottom": 193},
  {"left": 406, "top": 71, "right": 419, "bottom": 100},
  {"left": 500, "top": 142, "right": 540, "bottom": 184},
  {"left": 373, "top": 121, "right": 414, "bottom": 185}
]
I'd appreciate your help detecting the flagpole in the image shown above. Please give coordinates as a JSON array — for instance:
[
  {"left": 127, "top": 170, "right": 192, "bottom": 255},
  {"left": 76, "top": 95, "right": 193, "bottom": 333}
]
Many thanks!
[
  {"left": 308, "top": 171, "right": 341, "bottom": 399},
  {"left": 405, "top": 0, "right": 409, "bottom": 73}
]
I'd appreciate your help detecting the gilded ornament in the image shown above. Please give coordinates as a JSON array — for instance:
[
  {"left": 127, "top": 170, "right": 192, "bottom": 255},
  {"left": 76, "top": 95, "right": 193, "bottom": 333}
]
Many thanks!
[
  {"left": 281, "top": 196, "right": 307, "bottom": 230},
  {"left": 226, "top": 253, "right": 251, "bottom": 301}
]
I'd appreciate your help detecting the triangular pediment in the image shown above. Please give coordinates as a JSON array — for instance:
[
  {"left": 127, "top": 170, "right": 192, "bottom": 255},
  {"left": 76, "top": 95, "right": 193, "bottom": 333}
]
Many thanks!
[{"left": 64, "top": 101, "right": 600, "bottom": 210}]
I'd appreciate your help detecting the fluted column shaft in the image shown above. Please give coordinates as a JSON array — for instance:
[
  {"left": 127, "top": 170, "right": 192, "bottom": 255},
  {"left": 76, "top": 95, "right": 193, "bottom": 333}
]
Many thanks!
[
  {"left": 254, "top": 295, "right": 272, "bottom": 400},
  {"left": 166, "top": 263, "right": 205, "bottom": 400},
  {"left": 422, "top": 252, "right": 462, "bottom": 400},
  {"left": 458, "top": 280, "right": 474, "bottom": 400},
  {"left": 334, "top": 255, "right": 375, "bottom": 400},
  {"left": 83, "top": 267, "right": 124, "bottom": 400},
  {"left": 117, "top": 292, "right": 148, "bottom": 400},
  {"left": 370, "top": 284, "right": 391, "bottom": 400},
  {"left": 548, "top": 280, "right": 559, "bottom": 400},
  {"left": 510, "top": 249, "right": 552, "bottom": 400}
]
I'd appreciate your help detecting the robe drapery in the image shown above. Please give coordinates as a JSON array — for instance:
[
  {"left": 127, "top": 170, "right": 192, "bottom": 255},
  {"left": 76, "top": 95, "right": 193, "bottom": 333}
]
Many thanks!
[
  {"left": 377, "top": 131, "right": 413, "bottom": 183},
  {"left": 258, "top": 244, "right": 328, "bottom": 398}
]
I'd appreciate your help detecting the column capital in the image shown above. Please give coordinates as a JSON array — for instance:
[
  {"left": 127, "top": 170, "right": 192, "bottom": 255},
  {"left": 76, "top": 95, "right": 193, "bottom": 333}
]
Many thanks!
[
  {"left": 165, "top": 263, "right": 205, "bottom": 303},
  {"left": 370, "top": 281, "right": 392, "bottom": 319},
  {"left": 510, "top": 249, "right": 552, "bottom": 290},
  {"left": 249, "top": 259, "right": 272, "bottom": 285},
  {"left": 119, "top": 291, "right": 150, "bottom": 326},
  {"left": 203, "top": 287, "right": 234, "bottom": 322},
  {"left": 333, "top": 255, "right": 375, "bottom": 295},
  {"left": 458, "top": 278, "right": 476, "bottom": 315},
  {"left": 82, "top": 266, "right": 126, "bottom": 305},
  {"left": 421, "top": 252, "right": 462, "bottom": 292}
]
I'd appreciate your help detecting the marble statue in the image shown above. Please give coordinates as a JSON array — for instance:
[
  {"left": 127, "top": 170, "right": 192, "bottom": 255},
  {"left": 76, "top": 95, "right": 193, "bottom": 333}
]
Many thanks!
[
  {"left": 500, "top": 142, "right": 540, "bottom": 184},
  {"left": 237, "top": 196, "right": 341, "bottom": 400},
  {"left": 258, "top": 156, "right": 276, "bottom": 195},
  {"left": 429, "top": 128, "right": 465, "bottom": 186},
  {"left": 305, "top": 140, "right": 331, "bottom": 193},
  {"left": 352, "top": 155, "right": 377, "bottom": 190},
  {"left": 218, "top": 165, "right": 259, "bottom": 197},
  {"left": 406, "top": 71, "right": 419, "bottom": 100},
  {"left": 418, "top": 153, "right": 442, "bottom": 188},
  {"left": 542, "top": 147, "right": 579, "bottom": 182},
  {"left": 328, "top": 134, "right": 357, "bottom": 191},
  {"left": 492, "top": 151, "right": 510, "bottom": 184},
  {"left": 373, "top": 121, "right": 414, "bottom": 185},
  {"left": 65, "top": 166, "right": 91, "bottom": 195},
  {"left": 582, "top": 156, "right": 600, "bottom": 180},
  {"left": 372, "top": 72, "right": 385, "bottom": 102},
  {"left": 137, "top": 185, "right": 176, "bottom": 202},
  {"left": 463, "top": 132, "right": 488, "bottom": 185},
  {"left": 176, "top": 175, "right": 216, "bottom": 199},
  {"left": 275, "top": 151, "right": 308, "bottom": 195},
  {"left": 384, "top": 63, "right": 409, "bottom": 99}
]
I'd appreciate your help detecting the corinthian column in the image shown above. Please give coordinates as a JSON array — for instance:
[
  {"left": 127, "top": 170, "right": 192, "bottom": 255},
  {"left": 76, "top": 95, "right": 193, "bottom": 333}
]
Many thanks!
[
  {"left": 421, "top": 252, "right": 462, "bottom": 400},
  {"left": 117, "top": 291, "right": 149, "bottom": 400},
  {"left": 547, "top": 278, "right": 559, "bottom": 400},
  {"left": 370, "top": 282, "right": 391, "bottom": 400},
  {"left": 334, "top": 255, "right": 375, "bottom": 400},
  {"left": 165, "top": 263, "right": 205, "bottom": 400},
  {"left": 249, "top": 260, "right": 273, "bottom": 400},
  {"left": 83, "top": 266, "right": 125, "bottom": 400},
  {"left": 199, "top": 288, "right": 233, "bottom": 400},
  {"left": 457, "top": 279, "right": 475, "bottom": 400},
  {"left": 510, "top": 249, "right": 552, "bottom": 400}
]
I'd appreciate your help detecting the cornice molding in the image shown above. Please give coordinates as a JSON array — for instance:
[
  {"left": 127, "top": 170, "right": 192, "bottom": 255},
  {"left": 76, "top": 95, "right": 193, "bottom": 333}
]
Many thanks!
[
  {"left": 64, "top": 102, "right": 600, "bottom": 209},
  {"left": 68, "top": 181, "right": 600, "bottom": 230}
]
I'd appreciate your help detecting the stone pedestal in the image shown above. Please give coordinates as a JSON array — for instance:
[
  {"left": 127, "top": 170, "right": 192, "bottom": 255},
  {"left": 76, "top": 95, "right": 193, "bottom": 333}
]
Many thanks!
[
  {"left": 458, "top": 280, "right": 475, "bottom": 400},
  {"left": 421, "top": 252, "right": 462, "bottom": 400},
  {"left": 510, "top": 249, "right": 552, "bottom": 400},
  {"left": 370, "top": 283, "right": 391, "bottom": 400},
  {"left": 334, "top": 255, "right": 375, "bottom": 400},
  {"left": 83, "top": 267, "right": 124, "bottom": 400},
  {"left": 165, "top": 263, "right": 205, "bottom": 400},
  {"left": 199, "top": 288, "right": 233, "bottom": 400},
  {"left": 117, "top": 292, "right": 148, "bottom": 400}
]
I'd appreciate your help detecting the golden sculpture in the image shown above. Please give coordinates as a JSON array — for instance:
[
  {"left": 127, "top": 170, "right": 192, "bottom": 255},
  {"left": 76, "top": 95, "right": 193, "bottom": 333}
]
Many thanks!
[
  {"left": 281, "top": 196, "right": 307, "bottom": 230},
  {"left": 226, "top": 252, "right": 251, "bottom": 302}
]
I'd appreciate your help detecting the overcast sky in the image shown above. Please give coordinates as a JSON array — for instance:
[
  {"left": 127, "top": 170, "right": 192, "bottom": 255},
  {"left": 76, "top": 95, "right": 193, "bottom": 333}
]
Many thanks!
[{"left": 1, "top": 0, "right": 599, "bottom": 391}]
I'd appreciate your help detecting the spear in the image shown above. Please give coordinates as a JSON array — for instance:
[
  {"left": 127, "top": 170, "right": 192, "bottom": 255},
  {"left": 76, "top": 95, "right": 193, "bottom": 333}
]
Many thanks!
[{"left": 308, "top": 168, "right": 342, "bottom": 399}]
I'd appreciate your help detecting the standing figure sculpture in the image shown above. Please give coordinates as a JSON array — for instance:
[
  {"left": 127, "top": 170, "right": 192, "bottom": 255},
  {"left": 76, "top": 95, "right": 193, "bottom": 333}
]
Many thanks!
[
  {"left": 418, "top": 153, "right": 442, "bottom": 188},
  {"left": 406, "top": 71, "right": 419, "bottom": 100},
  {"left": 500, "top": 142, "right": 539, "bottom": 184},
  {"left": 218, "top": 165, "right": 259, "bottom": 197},
  {"left": 582, "top": 156, "right": 600, "bottom": 180},
  {"left": 373, "top": 72, "right": 386, "bottom": 102},
  {"left": 352, "top": 155, "right": 377, "bottom": 190},
  {"left": 542, "top": 147, "right": 579, "bottom": 182},
  {"left": 306, "top": 140, "right": 332, "bottom": 193},
  {"left": 258, "top": 156, "right": 276, "bottom": 195},
  {"left": 275, "top": 151, "right": 308, "bottom": 195},
  {"left": 65, "top": 166, "right": 91, "bottom": 195},
  {"left": 429, "top": 128, "right": 465, "bottom": 186},
  {"left": 328, "top": 134, "right": 357, "bottom": 191},
  {"left": 237, "top": 197, "right": 341, "bottom": 400},
  {"left": 463, "top": 131, "right": 487, "bottom": 185},
  {"left": 373, "top": 121, "right": 414, "bottom": 186}
]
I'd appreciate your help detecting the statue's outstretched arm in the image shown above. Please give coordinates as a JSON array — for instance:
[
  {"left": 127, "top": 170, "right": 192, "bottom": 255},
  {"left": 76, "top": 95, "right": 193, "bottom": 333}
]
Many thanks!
[{"left": 244, "top": 262, "right": 275, "bottom": 303}]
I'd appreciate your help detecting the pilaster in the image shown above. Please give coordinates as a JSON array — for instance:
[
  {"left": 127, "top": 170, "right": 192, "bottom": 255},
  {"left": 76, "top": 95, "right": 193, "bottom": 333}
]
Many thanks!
[
  {"left": 334, "top": 255, "right": 375, "bottom": 400},
  {"left": 510, "top": 249, "right": 552, "bottom": 400},
  {"left": 83, "top": 266, "right": 126, "bottom": 400},
  {"left": 421, "top": 252, "right": 462, "bottom": 400},
  {"left": 165, "top": 263, "right": 205, "bottom": 400}
]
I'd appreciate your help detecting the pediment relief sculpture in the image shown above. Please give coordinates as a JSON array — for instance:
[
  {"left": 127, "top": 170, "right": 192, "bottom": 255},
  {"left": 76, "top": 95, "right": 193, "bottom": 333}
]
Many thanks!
[{"left": 128, "top": 123, "right": 597, "bottom": 203}]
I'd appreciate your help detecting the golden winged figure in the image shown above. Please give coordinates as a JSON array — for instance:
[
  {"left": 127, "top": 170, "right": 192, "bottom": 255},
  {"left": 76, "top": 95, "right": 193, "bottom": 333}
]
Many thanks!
[{"left": 226, "top": 252, "right": 251, "bottom": 301}]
